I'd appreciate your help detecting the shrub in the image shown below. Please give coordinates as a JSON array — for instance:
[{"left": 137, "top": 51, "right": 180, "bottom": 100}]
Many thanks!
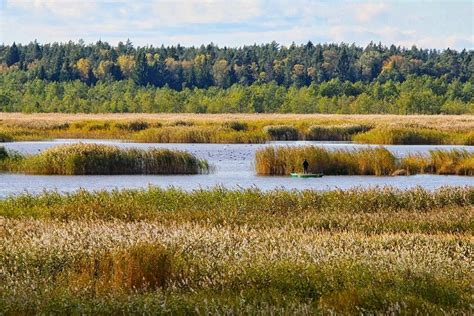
[{"left": 264, "top": 125, "right": 299, "bottom": 141}]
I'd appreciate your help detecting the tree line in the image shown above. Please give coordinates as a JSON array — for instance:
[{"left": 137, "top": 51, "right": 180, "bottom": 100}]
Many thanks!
[
  {"left": 1, "top": 40, "right": 472, "bottom": 89},
  {"left": 0, "top": 40, "right": 472, "bottom": 114},
  {"left": 1, "top": 70, "right": 472, "bottom": 114}
]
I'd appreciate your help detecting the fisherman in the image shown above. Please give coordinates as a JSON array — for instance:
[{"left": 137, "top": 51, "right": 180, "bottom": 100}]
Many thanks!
[{"left": 303, "top": 159, "right": 309, "bottom": 174}]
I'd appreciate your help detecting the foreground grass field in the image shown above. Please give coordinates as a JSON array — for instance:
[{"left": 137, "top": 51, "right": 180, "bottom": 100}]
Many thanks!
[
  {"left": 1, "top": 186, "right": 473, "bottom": 314},
  {"left": 0, "top": 113, "right": 473, "bottom": 144}
]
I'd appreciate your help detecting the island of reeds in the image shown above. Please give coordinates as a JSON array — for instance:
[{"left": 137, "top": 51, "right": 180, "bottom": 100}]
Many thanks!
[
  {"left": 1, "top": 113, "right": 473, "bottom": 145},
  {"left": 255, "top": 146, "right": 474, "bottom": 176},
  {"left": 0, "top": 143, "right": 209, "bottom": 175},
  {"left": 0, "top": 186, "right": 473, "bottom": 314}
]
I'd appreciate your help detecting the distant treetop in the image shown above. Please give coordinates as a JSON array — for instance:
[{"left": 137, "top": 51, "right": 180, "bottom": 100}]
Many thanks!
[{"left": 0, "top": 40, "right": 472, "bottom": 89}]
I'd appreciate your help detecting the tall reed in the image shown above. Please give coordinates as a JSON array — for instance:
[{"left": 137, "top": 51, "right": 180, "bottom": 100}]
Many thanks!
[
  {"left": 353, "top": 127, "right": 472, "bottom": 145},
  {"left": 3, "top": 143, "right": 209, "bottom": 175},
  {"left": 256, "top": 146, "right": 474, "bottom": 176},
  {"left": 134, "top": 126, "right": 266, "bottom": 143},
  {"left": 400, "top": 149, "right": 474, "bottom": 175},
  {"left": 0, "top": 132, "right": 13, "bottom": 142},
  {"left": 306, "top": 124, "right": 370, "bottom": 141},
  {"left": 1, "top": 186, "right": 472, "bottom": 313},
  {"left": 263, "top": 125, "right": 299, "bottom": 141},
  {"left": 255, "top": 146, "right": 397, "bottom": 175}
]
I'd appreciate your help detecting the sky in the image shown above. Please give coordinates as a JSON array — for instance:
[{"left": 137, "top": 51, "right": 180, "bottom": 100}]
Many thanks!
[{"left": 0, "top": 0, "right": 473, "bottom": 49}]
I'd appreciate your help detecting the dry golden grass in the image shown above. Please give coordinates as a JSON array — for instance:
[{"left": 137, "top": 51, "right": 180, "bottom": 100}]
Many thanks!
[
  {"left": 1, "top": 113, "right": 473, "bottom": 144},
  {"left": 0, "top": 186, "right": 473, "bottom": 313},
  {"left": 1, "top": 113, "right": 474, "bottom": 130}
]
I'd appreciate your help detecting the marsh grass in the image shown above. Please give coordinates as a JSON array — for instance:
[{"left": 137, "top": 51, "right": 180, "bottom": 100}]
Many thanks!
[
  {"left": 134, "top": 126, "right": 266, "bottom": 143},
  {"left": 353, "top": 128, "right": 473, "bottom": 145},
  {"left": 63, "top": 243, "right": 176, "bottom": 294},
  {"left": 2, "top": 143, "right": 209, "bottom": 175},
  {"left": 306, "top": 124, "right": 371, "bottom": 141},
  {"left": 0, "top": 132, "right": 13, "bottom": 142},
  {"left": 256, "top": 146, "right": 474, "bottom": 176},
  {"left": 1, "top": 114, "right": 472, "bottom": 144},
  {"left": 222, "top": 120, "right": 248, "bottom": 131},
  {"left": 400, "top": 149, "right": 474, "bottom": 176},
  {"left": 0, "top": 186, "right": 473, "bottom": 313},
  {"left": 255, "top": 146, "right": 397, "bottom": 175},
  {"left": 2, "top": 186, "right": 472, "bottom": 224},
  {"left": 264, "top": 125, "right": 299, "bottom": 140}
]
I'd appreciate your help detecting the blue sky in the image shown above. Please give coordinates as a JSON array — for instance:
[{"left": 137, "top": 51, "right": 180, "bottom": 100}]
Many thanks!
[{"left": 1, "top": 0, "right": 473, "bottom": 49}]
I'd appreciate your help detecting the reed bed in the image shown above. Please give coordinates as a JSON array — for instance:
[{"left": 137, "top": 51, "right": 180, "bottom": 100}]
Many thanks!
[
  {"left": 255, "top": 146, "right": 397, "bottom": 175},
  {"left": 133, "top": 126, "right": 266, "bottom": 143},
  {"left": 264, "top": 125, "right": 299, "bottom": 141},
  {"left": 1, "top": 114, "right": 473, "bottom": 144},
  {"left": 1, "top": 143, "right": 209, "bottom": 175},
  {"left": 306, "top": 124, "right": 371, "bottom": 141},
  {"left": 2, "top": 186, "right": 473, "bottom": 226},
  {"left": 0, "top": 132, "right": 13, "bottom": 142},
  {"left": 256, "top": 146, "right": 474, "bottom": 176},
  {"left": 0, "top": 186, "right": 473, "bottom": 314},
  {"left": 401, "top": 149, "right": 474, "bottom": 176},
  {"left": 353, "top": 128, "right": 473, "bottom": 145}
]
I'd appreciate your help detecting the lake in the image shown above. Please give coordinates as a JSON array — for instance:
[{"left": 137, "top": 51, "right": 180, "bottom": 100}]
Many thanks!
[{"left": 0, "top": 139, "right": 472, "bottom": 198}]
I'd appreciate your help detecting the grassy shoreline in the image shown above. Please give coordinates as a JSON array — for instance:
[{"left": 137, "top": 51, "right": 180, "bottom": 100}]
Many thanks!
[
  {"left": 1, "top": 186, "right": 473, "bottom": 313},
  {"left": 1, "top": 113, "right": 473, "bottom": 144}
]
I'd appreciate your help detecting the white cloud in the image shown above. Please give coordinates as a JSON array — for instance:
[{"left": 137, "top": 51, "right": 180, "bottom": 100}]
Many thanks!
[
  {"left": 1, "top": 0, "right": 472, "bottom": 49},
  {"left": 354, "top": 2, "right": 387, "bottom": 23},
  {"left": 6, "top": 0, "right": 98, "bottom": 19}
]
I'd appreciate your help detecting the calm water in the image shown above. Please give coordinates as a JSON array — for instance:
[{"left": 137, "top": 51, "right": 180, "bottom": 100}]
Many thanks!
[{"left": 0, "top": 139, "right": 473, "bottom": 198}]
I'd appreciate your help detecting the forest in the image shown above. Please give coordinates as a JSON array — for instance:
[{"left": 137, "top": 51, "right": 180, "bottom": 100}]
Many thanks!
[{"left": 0, "top": 41, "right": 472, "bottom": 114}]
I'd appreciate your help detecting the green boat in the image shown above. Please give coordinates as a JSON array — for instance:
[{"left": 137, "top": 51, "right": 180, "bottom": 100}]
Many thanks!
[{"left": 290, "top": 173, "right": 324, "bottom": 178}]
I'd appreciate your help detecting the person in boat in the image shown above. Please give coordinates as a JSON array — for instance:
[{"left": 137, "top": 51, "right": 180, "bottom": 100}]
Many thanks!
[{"left": 303, "top": 159, "right": 309, "bottom": 174}]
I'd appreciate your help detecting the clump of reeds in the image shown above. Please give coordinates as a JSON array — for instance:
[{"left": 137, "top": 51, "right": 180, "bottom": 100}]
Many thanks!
[
  {"left": 4, "top": 143, "right": 209, "bottom": 175},
  {"left": 264, "top": 125, "right": 299, "bottom": 141},
  {"left": 256, "top": 146, "right": 474, "bottom": 176},
  {"left": 222, "top": 121, "right": 248, "bottom": 131},
  {"left": 113, "top": 120, "right": 154, "bottom": 131},
  {"left": 72, "top": 121, "right": 111, "bottom": 131},
  {"left": 0, "top": 147, "right": 7, "bottom": 160},
  {"left": 134, "top": 126, "right": 266, "bottom": 143},
  {"left": 306, "top": 124, "right": 371, "bottom": 141},
  {"left": 63, "top": 243, "right": 176, "bottom": 294},
  {"left": 170, "top": 120, "right": 194, "bottom": 126},
  {"left": 400, "top": 149, "right": 474, "bottom": 175},
  {"left": 255, "top": 146, "right": 397, "bottom": 175},
  {"left": 0, "top": 131, "right": 13, "bottom": 142},
  {"left": 352, "top": 127, "right": 465, "bottom": 145}
]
